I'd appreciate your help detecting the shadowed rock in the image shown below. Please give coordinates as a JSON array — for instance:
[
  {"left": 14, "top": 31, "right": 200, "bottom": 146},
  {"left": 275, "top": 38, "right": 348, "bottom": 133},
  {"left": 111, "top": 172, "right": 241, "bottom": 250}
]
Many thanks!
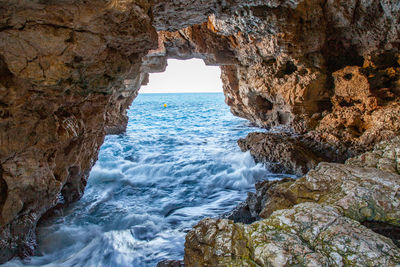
[{"left": 237, "top": 132, "right": 353, "bottom": 175}]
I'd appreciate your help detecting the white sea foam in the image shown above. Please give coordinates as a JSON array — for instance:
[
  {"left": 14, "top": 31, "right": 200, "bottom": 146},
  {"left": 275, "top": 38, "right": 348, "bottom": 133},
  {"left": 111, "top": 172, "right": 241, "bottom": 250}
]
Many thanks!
[{"left": 5, "top": 93, "right": 276, "bottom": 267}]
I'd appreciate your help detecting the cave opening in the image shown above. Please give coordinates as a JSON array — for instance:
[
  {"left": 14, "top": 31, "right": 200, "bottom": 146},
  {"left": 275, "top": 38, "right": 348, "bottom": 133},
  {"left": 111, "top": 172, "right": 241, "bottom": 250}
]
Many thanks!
[
  {"left": 1, "top": 0, "right": 400, "bottom": 265},
  {"left": 140, "top": 58, "right": 223, "bottom": 94},
  {"left": 29, "top": 58, "right": 270, "bottom": 266}
]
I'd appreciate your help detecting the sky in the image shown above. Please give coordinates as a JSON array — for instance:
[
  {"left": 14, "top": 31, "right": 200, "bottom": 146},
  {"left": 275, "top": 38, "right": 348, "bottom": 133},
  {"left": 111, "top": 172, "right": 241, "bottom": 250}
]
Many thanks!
[{"left": 140, "top": 59, "right": 223, "bottom": 93}]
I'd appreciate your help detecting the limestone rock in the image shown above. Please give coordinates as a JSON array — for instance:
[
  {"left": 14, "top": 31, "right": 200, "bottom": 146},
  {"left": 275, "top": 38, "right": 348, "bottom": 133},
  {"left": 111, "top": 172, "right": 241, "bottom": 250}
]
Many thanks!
[
  {"left": 223, "top": 178, "right": 295, "bottom": 224},
  {"left": 1, "top": 0, "right": 400, "bottom": 263},
  {"left": 347, "top": 136, "right": 400, "bottom": 175},
  {"left": 156, "top": 259, "right": 184, "bottom": 267},
  {"left": 237, "top": 132, "right": 353, "bottom": 175},
  {"left": 238, "top": 132, "right": 320, "bottom": 175},
  {"left": 184, "top": 218, "right": 254, "bottom": 267},
  {"left": 269, "top": 162, "right": 400, "bottom": 224},
  {"left": 0, "top": 0, "right": 157, "bottom": 262},
  {"left": 185, "top": 203, "right": 400, "bottom": 267},
  {"left": 198, "top": 137, "right": 400, "bottom": 266},
  {"left": 316, "top": 55, "right": 400, "bottom": 150},
  {"left": 152, "top": 2, "right": 400, "bottom": 154},
  {"left": 244, "top": 137, "right": 400, "bottom": 224}
]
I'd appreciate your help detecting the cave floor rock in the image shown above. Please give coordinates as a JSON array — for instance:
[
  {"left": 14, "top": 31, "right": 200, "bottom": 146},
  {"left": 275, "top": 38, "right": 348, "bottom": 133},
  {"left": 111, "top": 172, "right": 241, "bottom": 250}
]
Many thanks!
[{"left": 184, "top": 137, "right": 400, "bottom": 266}]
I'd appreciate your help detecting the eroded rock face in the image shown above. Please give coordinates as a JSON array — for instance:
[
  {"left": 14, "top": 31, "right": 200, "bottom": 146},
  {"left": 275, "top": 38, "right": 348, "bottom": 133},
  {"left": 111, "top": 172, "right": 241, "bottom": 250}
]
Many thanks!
[
  {"left": 217, "top": 1, "right": 399, "bottom": 136},
  {"left": 185, "top": 136, "right": 400, "bottom": 266},
  {"left": 185, "top": 203, "right": 400, "bottom": 267},
  {"left": 223, "top": 178, "right": 296, "bottom": 224},
  {"left": 0, "top": 0, "right": 156, "bottom": 261},
  {"left": 316, "top": 54, "right": 400, "bottom": 150},
  {"left": 347, "top": 136, "right": 400, "bottom": 175},
  {"left": 231, "top": 137, "right": 400, "bottom": 224},
  {"left": 150, "top": 0, "right": 400, "bottom": 154},
  {"left": 237, "top": 132, "right": 353, "bottom": 175},
  {"left": 0, "top": 0, "right": 399, "bottom": 263}
]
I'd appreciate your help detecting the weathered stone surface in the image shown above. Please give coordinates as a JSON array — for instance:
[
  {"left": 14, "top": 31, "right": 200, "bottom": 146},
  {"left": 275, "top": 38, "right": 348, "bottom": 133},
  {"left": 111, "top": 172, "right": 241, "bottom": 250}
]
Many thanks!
[
  {"left": 233, "top": 51, "right": 399, "bottom": 174},
  {"left": 217, "top": 1, "right": 399, "bottom": 136},
  {"left": 238, "top": 138, "right": 400, "bottom": 224},
  {"left": 156, "top": 259, "right": 184, "bottom": 267},
  {"left": 151, "top": 1, "right": 400, "bottom": 157},
  {"left": 1, "top": 0, "right": 400, "bottom": 263},
  {"left": 192, "top": 137, "right": 400, "bottom": 266},
  {"left": 0, "top": 0, "right": 157, "bottom": 262},
  {"left": 223, "top": 178, "right": 295, "bottom": 224},
  {"left": 237, "top": 132, "right": 353, "bottom": 175},
  {"left": 238, "top": 133, "right": 321, "bottom": 175},
  {"left": 185, "top": 203, "right": 400, "bottom": 267},
  {"left": 316, "top": 54, "right": 400, "bottom": 150},
  {"left": 266, "top": 162, "right": 400, "bottom": 224},
  {"left": 347, "top": 136, "right": 400, "bottom": 175}
]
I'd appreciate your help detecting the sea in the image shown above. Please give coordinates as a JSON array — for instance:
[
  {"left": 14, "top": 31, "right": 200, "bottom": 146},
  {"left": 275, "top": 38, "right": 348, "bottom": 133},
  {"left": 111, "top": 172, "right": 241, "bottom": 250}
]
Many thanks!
[{"left": 5, "top": 93, "right": 284, "bottom": 267}]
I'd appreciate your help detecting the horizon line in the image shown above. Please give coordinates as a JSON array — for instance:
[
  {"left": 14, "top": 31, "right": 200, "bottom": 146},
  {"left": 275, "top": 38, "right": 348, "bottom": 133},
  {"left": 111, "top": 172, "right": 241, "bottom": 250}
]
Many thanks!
[{"left": 139, "top": 91, "right": 223, "bottom": 94}]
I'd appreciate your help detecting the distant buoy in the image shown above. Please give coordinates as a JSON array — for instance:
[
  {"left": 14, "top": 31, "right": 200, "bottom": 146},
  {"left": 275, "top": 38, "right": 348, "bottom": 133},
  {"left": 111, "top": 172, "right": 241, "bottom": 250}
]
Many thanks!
[{"left": 163, "top": 103, "right": 167, "bottom": 108}]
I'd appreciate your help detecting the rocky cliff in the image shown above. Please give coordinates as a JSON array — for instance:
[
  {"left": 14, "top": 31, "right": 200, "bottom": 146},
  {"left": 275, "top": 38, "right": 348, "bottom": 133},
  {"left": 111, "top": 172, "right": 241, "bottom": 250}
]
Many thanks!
[
  {"left": 0, "top": 0, "right": 399, "bottom": 264},
  {"left": 0, "top": 0, "right": 157, "bottom": 261},
  {"left": 148, "top": 0, "right": 400, "bottom": 173}
]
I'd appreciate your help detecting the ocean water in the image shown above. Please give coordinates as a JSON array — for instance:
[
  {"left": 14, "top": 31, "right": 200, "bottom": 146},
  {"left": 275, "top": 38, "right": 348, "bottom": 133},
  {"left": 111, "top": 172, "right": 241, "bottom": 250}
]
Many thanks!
[{"left": 6, "top": 93, "right": 283, "bottom": 267}]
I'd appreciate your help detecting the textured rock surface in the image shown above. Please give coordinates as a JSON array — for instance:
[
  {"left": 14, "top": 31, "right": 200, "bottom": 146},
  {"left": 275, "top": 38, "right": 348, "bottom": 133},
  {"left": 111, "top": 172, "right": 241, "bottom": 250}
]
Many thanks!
[
  {"left": 238, "top": 133, "right": 322, "bottom": 175},
  {"left": 0, "top": 0, "right": 157, "bottom": 261},
  {"left": 347, "top": 136, "right": 400, "bottom": 175},
  {"left": 185, "top": 203, "right": 400, "bottom": 267},
  {"left": 223, "top": 178, "right": 295, "bottom": 224},
  {"left": 185, "top": 138, "right": 400, "bottom": 266},
  {"left": 316, "top": 55, "right": 400, "bottom": 150},
  {"left": 257, "top": 162, "right": 400, "bottom": 223},
  {"left": 217, "top": 1, "right": 400, "bottom": 136},
  {"left": 148, "top": 1, "right": 400, "bottom": 171},
  {"left": 156, "top": 259, "right": 184, "bottom": 267},
  {"left": 232, "top": 137, "right": 400, "bottom": 224},
  {"left": 0, "top": 0, "right": 399, "bottom": 263},
  {"left": 237, "top": 132, "right": 353, "bottom": 175}
]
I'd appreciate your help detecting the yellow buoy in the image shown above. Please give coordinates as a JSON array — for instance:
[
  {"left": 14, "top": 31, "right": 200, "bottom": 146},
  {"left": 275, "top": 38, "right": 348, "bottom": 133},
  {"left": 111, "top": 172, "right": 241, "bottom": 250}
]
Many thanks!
[{"left": 163, "top": 103, "right": 167, "bottom": 108}]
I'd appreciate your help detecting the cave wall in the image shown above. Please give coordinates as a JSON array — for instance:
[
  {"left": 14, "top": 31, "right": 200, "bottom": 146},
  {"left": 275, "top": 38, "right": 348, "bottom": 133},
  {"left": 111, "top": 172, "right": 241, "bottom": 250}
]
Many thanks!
[
  {"left": 0, "top": 0, "right": 399, "bottom": 263},
  {"left": 149, "top": 0, "right": 400, "bottom": 150},
  {"left": 0, "top": 0, "right": 156, "bottom": 260}
]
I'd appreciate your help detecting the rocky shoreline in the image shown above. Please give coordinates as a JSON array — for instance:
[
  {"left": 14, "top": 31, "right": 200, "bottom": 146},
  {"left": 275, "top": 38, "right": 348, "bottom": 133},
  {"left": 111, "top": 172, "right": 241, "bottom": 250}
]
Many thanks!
[
  {"left": 185, "top": 137, "right": 400, "bottom": 266},
  {"left": 1, "top": 0, "right": 399, "bottom": 264},
  {"left": 237, "top": 132, "right": 354, "bottom": 176}
]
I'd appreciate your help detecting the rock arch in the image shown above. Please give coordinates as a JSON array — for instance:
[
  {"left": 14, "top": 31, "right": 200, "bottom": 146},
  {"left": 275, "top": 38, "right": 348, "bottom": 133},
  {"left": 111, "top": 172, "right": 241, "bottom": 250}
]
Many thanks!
[{"left": 0, "top": 0, "right": 399, "bottom": 262}]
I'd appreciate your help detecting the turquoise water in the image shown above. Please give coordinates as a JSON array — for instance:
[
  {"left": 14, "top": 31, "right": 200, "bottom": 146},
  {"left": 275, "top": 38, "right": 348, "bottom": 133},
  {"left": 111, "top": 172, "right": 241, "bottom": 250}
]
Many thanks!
[{"left": 6, "top": 93, "right": 279, "bottom": 266}]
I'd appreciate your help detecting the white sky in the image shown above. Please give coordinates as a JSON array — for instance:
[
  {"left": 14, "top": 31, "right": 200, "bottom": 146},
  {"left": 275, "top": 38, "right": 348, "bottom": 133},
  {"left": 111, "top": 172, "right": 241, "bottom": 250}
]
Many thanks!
[{"left": 140, "top": 59, "right": 223, "bottom": 93}]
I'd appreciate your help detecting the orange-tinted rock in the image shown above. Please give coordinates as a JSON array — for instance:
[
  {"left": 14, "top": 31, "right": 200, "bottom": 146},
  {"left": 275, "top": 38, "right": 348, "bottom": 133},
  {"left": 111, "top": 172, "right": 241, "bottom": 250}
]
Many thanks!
[
  {"left": 0, "top": 0, "right": 400, "bottom": 263},
  {"left": 317, "top": 55, "right": 400, "bottom": 150},
  {"left": 0, "top": 0, "right": 157, "bottom": 261}
]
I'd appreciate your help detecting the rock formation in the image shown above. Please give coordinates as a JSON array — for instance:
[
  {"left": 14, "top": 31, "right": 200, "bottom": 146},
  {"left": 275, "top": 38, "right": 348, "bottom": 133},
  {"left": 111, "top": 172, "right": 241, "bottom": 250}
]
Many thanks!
[
  {"left": 186, "top": 203, "right": 400, "bottom": 266},
  {"left": 185, "top": 137, "right": 400, "bottom": 266},
  {"left": 0, "top": 0, "right": 399, "bottom": 264},
  {"left": 149, "top": 0, "right": 400, "bottom": 172},
  {"left": 0, "top": 0, "right": 157, "bottom": 261},
  {"left": 237, "top": 132, "right": 353, "bottom": 175}
]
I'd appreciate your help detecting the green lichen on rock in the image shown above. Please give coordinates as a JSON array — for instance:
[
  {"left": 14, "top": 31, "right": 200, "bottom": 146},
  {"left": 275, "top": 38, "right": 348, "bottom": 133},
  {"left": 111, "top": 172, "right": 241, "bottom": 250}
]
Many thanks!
[
  {"left": 256, "top": 138, "right": 400, "bottom": 226},
  {"left": 185, "top": 137, "right": 400, "bottom": 266},
  {"left": 185, "top": 203, "right": 400, "bottom": 266},
  {"left": 184, "top": 218, "right": 259, "bottom": 267}
]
